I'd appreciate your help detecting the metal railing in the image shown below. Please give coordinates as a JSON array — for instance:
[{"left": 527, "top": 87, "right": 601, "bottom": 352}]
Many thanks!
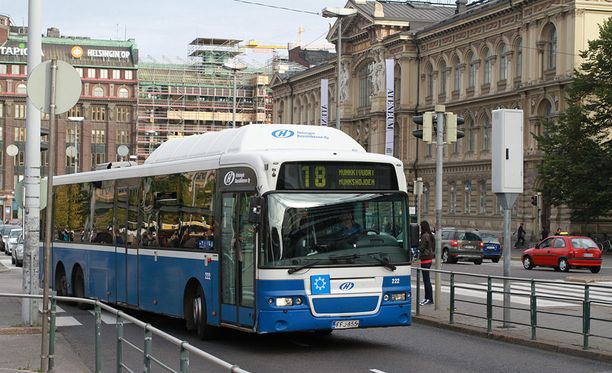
[
  {"left": 414, "top": 268, "right": 612, "bottom": 350},
  {"left": 0, "top": 293, "right": 250, "bottom": 373}
]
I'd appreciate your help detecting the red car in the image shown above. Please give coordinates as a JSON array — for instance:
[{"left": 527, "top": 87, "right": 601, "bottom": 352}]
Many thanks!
[{"left": 522, "top": 235, "right": 602, "bottom": 273}]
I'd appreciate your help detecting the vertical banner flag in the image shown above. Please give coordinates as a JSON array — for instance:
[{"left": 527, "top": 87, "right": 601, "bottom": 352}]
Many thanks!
[
  {"left": 320, "top": 79, "right": 329, "bottom": 126},
  {"left": 385, "top": 59, "right": 395, "bottom": 156}
]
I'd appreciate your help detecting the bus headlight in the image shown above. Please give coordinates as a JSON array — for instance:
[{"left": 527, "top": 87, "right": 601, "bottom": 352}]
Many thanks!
[
  {"left": 275, "top": 297, "right": 294, "bottom": 307},
  {"left": 391, "top": 293, "right": 406, "bottom": 302}
]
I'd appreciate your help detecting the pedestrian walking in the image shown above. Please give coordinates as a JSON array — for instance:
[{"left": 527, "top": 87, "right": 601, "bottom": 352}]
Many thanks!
[
  {"left": 514, "top": 223, "right": 526, "bottom": 248},
  {"left": 418, "top": 220, "right": 434, "bottom": 306}
]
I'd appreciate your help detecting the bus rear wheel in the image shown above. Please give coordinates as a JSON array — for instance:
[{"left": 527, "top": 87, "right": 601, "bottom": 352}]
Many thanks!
[
  {"left": 54, "top": 265, "right": 68, "bottom": 297},
  {"left": 193, "top": 285, "right": 216, "bottom": 340}
]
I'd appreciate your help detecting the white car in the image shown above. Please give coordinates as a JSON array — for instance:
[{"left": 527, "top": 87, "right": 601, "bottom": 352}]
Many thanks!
[
  {"left": 11, "top": 235, "right": 24, "bottom": 267},
  {"left": 5, "top": 228, "right": 23, "bottom": 256}
]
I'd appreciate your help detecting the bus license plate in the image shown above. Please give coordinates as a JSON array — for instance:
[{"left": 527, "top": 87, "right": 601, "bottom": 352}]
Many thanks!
[{"left": 333, "top": 320, "right": 359, "bottom": 329}]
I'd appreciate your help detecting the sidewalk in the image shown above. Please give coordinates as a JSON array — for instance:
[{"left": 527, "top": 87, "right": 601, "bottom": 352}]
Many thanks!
[
  {"left": 411, "top": 275, "right": 612, "bottom": 364},
  {"left": 0, "top": 261, "right": 91, "bottom": 372}
]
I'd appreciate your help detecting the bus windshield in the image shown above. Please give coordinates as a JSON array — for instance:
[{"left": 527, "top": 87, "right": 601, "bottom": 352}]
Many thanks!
[{"left": 262, "top": 192, "right": 410, "bottom": 269}]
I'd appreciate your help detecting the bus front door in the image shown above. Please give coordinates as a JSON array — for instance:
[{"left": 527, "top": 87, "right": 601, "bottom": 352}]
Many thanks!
[{"left": 220, "top": 192, "right": 256, "bottom": 328}]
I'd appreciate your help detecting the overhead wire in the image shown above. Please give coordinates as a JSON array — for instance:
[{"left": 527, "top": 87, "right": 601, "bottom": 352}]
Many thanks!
[{"left": 232, "top": 0, "right": 320, "bottom": 16}]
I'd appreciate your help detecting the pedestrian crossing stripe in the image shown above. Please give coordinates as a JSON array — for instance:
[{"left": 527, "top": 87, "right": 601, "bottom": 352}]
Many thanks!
[{"left": 88, "top": 310, "right": 132, "bottom": 325}]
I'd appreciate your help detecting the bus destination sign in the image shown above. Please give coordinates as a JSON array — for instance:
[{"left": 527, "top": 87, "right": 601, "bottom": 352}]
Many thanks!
[{"left": 277, "top": 162, "right": 398, "bottom": 190}]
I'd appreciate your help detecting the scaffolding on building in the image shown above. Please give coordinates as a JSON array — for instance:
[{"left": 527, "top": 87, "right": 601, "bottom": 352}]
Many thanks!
[{"left": 136, "top": 38, "right": 273, "bottom": 161}]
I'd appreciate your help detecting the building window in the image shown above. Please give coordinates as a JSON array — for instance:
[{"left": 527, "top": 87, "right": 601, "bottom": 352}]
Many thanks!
[
  {"left": 423, "top": 184, "right": 430, "bottom": 214},
  {"left": 68, "top": 105, "right": 82, "bottom": 118},
  {"left": 547, "top": 27, "right": 557, "bottom": 70},
  {"left": 116, "top": 106, "right": 131, "bottom": 122},
  {"left": 499, "top": 44, "right": 508, "bottom": 81},
  {"left": 14, "top": 151, "right": 25, "bottom": 166},
  {"left": 449, "top": 183, "right": 457, "bottom": 214},
  {"left": 16, "top": 83, "right": 26, "bottom": 94},
  {"left": 515, "top": 39, "right": 523, "bottom": 78},
  {"left": 93, "top": 86, "right": 104, "bottom": 97},
  {"left": 124, "top": 70, "right": 133, "bottom": 80},
  {"left": 482, "top": 117, "right": 491, "bottom": 151},
  {"left": 14, "top": 104, "right": 26, "bottom": 119},
  {"left": 479, "top": 181, "right": 487, "bottom": 214},
  {"left": 91, "top": 106, "right": 106, "bottom": 121},
  {"left": 92, "top": 152, "right": 105, "bottom": 167},
  {"left": 483, "top": 48, "right": 491, "bottom": 85},
  {"left": 468, "top": 52, "right": 476, "bottom": 88},
  {"left": 0, "top": 102, "right": 3, "bottom": 117},
  {"left": 14, "top": 127, "right": 26, "bottom": 142},
  {"left": 453, "top": 134, "right": 460, "bottom": 154},
  {"left": 99, "top": 69, "right": 108, "bottom": 79},
  {"left": 118, "top": 87, "right": 129, "bottom": 98},
  {"left": 92, "top": 129, "right": 106, "bottom": 144},
  {"left": 467, "top": 118, "right": 476, "bottom": 152},
  {"left": 358, "top": 63, "right": 371, "bottom": 108},
  {"left": 112, "top": 69, "right": 121, "bottom": 79},
  {"left": 116, "top": 129, "right": 129, "bottom": 144},
  {"left": 11, "top": 65, "right": 20, "bottom": 75},
  {"left": 464, "top": 181, "right": 472, "bottom": 214},
  {"left": 439, "top": 61, "right": 446, "bottom": 95},
  {"left": 0, "top": 64, "right": 6, "bottom": 74},
  {"left": 453, "top": 58, "right": 461, "bottom": 92},
  {"left": 75, "top": 68, "right": 83, "bottom": 78},
  {"left": 426, "top": 64, "right": 434, "bottom": 98},
  {"left": 87, "top": 68, "right": 96, "bottom": 79}
]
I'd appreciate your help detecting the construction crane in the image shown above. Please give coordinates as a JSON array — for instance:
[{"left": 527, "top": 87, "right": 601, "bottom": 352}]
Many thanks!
[{"left": 243, "top": 39, "right": 288, "bottom": 51}]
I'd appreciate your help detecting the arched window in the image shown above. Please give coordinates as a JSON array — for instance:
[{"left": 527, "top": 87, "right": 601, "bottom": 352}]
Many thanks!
[
  {"left": 93, "top": 86, "right": 104, "bottom": 97},
  {"left": 453, "top": 55, "right": 461, "bottom": 92},
  {"left": 464, "top": 180, "right": 472, "bottom": 214},
  {"left": 423, "top": 184, "right": 430, "bottom": 214},
  {"left": 16, "top": 83, "right": 26, "bottom": 94},
  {"left": 468, "top": 118, "right": 476, "bottom": 152},
  {"left": 358, "top": 63, "right": 371, "bottom": 108},
  {"left": 499, "top": 44, "right": 508, "bottom": 81},
  {"left": 548, "top": 27, "right": 557, "bottom": 69},
  {"left": 515, "top": 38, "right": 523, "bottom": 77},
  {"left": 482, "top": 116, "right": 491, "bottom": 151},
  {"left": 483, "top": 47, "right": 491, "bottom": 84},
  {"left": 479, "top": 181, "right": 487, "bottom": 214},
  {"left": 118, "top": 87, "right": 129, "bottom": 98},
  {"left": 426, "top": 63, "right": 434, "bottom": 97},
  {"left": 449, "top": 183, "right": 457, "bottom": 214},
  {"left": 468, "top": 52, "right": 476, "bottom": 88},
  {"left": 439, "top": 60, "right": 447, "bottom": 95}
]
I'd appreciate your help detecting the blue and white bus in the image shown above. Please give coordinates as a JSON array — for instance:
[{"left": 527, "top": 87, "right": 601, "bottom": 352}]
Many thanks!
[{"left": 49, "top": 124, "right": 415, "bottom": 338}]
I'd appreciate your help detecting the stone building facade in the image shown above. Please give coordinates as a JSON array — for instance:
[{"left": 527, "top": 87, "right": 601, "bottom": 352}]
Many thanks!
[{"left": 270, "top": 0, "right": 612, "bottom": 238}]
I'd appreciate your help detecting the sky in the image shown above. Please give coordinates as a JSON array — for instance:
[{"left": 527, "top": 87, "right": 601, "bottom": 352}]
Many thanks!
[{"left": 0, "top": 0, "right": 347, "bottom": 66}]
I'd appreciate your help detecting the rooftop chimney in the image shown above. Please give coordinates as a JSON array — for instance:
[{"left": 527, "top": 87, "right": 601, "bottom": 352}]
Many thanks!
[{"left": 456, "top": 0, "right": 468, "bottom": 14}]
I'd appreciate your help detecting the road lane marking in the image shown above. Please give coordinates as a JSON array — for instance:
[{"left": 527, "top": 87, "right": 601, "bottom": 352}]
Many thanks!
[{"left": 370, "top": 369, "right": 387, "bottom": 373}]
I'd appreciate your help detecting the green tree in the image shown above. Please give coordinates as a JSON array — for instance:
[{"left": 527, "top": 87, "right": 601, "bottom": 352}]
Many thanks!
[{"left": 537, "top": 18, "right": 612, "bottom": 222}]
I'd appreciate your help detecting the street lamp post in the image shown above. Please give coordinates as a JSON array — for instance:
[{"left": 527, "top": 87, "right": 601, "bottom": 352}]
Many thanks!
[
  {"left": 222, "top": 61, "right": 247, "bottom": 128},
  {"left": 67, "top": 116, "right": 83, "bottom": 173},
  {"left": 322, "top": 7, "right": 357, "bottom": 130}
]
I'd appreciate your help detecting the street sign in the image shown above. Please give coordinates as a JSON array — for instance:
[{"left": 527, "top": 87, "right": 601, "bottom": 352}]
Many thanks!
[
  {"left": 66, "top": 145, "right": 77, "bottom": 158},
  {"left": 15, "top": 178, "right": 48, "bottom": 210},
  {"left": 27, "top": 60, "right": 82, "bottom": 114},
  {"left": 117, "top": 145, "right": 129, "bottom": 157},
  {"left": 6, "top": 144, "right": 18, "bottom": 157}
]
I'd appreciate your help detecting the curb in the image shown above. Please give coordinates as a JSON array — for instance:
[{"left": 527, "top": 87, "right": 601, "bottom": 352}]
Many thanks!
[
  {"left": 412, "top": 315, "right": 612, "bottom": 364},
  {"left": 0, "top": 327, "right": 41, "bottom": 335}
]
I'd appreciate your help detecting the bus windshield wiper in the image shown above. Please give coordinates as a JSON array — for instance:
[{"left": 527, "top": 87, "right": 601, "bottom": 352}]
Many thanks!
[
  {"left": 367, "top": 254, "right": 396, "bottom": 271},
  {"left": 288, "top": 259, "right": 322, "bottom": 274}
]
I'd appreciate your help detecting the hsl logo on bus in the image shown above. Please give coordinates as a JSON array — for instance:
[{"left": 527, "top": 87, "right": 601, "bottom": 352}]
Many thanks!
[
  {"left": 338, "top": 282, "right": 355, "bottom": 291},
  {"left": 223, "top": 171, "right": 236, "bottom": 186},
  {"left": 271, "top": 129, "right": 295, "bottom": 138}
]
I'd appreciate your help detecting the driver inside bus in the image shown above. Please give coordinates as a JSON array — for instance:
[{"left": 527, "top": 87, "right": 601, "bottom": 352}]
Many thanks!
[{"left": 337, "top": 211, "right": 362, "bottom": 238}]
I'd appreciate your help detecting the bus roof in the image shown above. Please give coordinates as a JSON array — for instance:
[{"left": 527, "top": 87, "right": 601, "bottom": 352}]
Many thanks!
[{"left": 145, "top": 124, "right": 365, "bottom": 165}]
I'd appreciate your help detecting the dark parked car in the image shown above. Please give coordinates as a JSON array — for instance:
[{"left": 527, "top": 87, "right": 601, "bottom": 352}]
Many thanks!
[
  {"left": 440, "top": 228, "right": 484, "bottom": 264},
  {"left": 479, "top": 232, "right": 502, "bottom": 263}
]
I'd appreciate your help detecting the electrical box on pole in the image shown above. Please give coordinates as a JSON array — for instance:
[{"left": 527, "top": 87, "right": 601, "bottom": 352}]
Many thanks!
[{"left": 492, "top": 109, "right": 524, "bottom": 194}]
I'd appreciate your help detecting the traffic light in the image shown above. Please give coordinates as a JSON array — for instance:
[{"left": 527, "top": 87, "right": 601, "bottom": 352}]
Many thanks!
[
  {"left": 445, "top": 113, "right": 457, "bottom": 143},
  {"left": 41, "top": 126, "right": 49, "bottom": 151},
  {"left": 531, "top": 195, "right": 537, "bottom": 206},
  {"left": 412, "top": 112, "right": 433, "bottom": 143}
]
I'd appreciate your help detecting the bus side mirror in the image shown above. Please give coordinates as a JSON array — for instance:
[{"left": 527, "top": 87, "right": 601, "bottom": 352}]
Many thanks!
[
  {"left": 248, "top": 196, "right": 263, "bottom": 224},
  {"left": 409, "top": 223, "right": 420, "bottom": 248}
]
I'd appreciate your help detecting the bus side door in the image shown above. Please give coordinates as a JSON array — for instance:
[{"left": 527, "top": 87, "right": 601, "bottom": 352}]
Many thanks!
[
  {"left": 220, "top": 192, "right": 256, "bottom": 328},
  {"left": 115, "top": 179, "right": 140, "bottom": 306}
]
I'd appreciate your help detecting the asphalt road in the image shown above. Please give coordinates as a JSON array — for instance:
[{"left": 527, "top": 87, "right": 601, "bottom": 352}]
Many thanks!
[{"left": 57, "top": 304, "right": 612, "bottom": 373}]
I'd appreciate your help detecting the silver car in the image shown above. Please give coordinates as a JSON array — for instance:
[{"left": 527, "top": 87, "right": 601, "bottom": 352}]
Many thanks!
[
  {"left": 1, "top": 224, "right": 19, "bottom": 254},
  {"left": 11, "top": 235, "right": 24, "bottom": 267},
  {"left": 5, "top": 228, "right": 23, "bottom": 256}
]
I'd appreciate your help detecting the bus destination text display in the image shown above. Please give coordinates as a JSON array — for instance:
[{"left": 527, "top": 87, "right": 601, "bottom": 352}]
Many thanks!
[{"left": 277, "top": 162, "right": 398, "bottom": 190}]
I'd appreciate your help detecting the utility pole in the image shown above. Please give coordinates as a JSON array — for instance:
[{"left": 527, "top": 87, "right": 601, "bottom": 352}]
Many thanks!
[{"left": 23, "top": 0, "right": 43, "bottom": 327}]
